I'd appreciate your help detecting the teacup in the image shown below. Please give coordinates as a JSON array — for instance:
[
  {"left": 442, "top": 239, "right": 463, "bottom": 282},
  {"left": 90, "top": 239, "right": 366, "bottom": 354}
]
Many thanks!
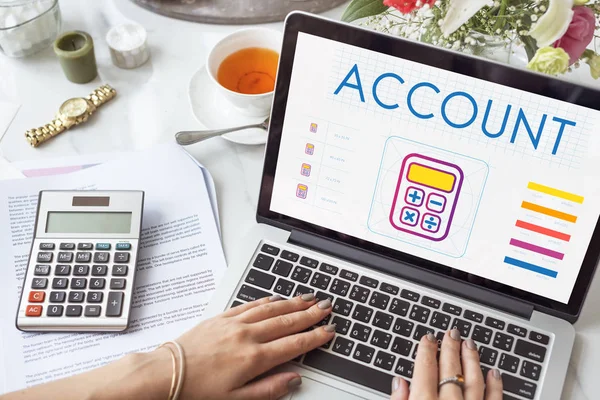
[{"left": 207, "top": 28, "right": 283, "bottom": 117}]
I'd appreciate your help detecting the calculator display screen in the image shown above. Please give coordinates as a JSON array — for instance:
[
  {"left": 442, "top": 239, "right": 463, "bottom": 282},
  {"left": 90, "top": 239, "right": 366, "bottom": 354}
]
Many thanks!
[
  {"left": 406, "top": 163, "right": 456, "bottom": 193},
  {"left": 45, "top": 212, "right": 132, "bottom": 234}
]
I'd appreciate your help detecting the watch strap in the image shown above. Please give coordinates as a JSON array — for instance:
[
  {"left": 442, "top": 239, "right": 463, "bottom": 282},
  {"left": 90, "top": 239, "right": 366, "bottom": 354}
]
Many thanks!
[
  {"left": 87, "top": 84, "right": 117, "bottom": 107},
  {"left": 25, "top": 118, "right": 67, "bottom": 148}
]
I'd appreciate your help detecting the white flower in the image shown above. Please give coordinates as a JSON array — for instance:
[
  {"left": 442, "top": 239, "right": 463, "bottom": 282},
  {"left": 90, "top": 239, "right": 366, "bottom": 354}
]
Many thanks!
[
  {"left": 529, "top": 0, "right": 574, "bottom": 47},
  {"left": 440, "top": 0, "right": 490, "bottom": 37}
]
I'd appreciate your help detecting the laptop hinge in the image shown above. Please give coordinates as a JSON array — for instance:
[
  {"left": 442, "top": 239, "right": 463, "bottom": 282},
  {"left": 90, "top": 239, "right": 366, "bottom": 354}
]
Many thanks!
[{"left": 288, "top": 229, "right": 534, "bottom": 320}]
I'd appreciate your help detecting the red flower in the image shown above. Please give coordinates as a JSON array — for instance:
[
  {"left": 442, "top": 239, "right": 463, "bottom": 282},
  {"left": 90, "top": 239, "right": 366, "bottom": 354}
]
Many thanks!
[
  {"left": 383, "top": 0, "right": 436, "bottom": 14},
  {"left": 553, "top": 6, "right": 596, "bottom": 65}
]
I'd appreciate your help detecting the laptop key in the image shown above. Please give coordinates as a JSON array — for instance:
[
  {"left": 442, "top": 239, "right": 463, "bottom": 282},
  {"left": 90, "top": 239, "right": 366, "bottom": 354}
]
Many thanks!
[
  {"left": 281, "top": 250, "right": 299, "bottom": 262},
  {"left": 359, "top": 276, "right": 379, "bottom": 288},
  {"left": 502, "top": 373, "right": 537, "bottom": 399},
  {"left": 303, "top": 349, "right": 394, "bottom": 395},
  {"left": 300, "top": 256, "right": 318, "bottom": 269},
  {"left": 253, "top": 254, "right": 274, "bottom": 271},
  {"left": 421, "top": 296, "right": 441, "bottom": 309},
  {"left": 371, "top": 330, "right": 392, "bottom": 349},
  {"left": 332, "top": 316, "right": 352, "bottom": 335},
  {"left": 352, "top": 304, "right": 374, "bottom": 323},
  {"left": 529, "top": 331, "right": 550, "bottom": 345},
  {"left": 237, "top": 284, "right": 271, "bottom": 302},
  {"left": 472, "top": 325, "right": 493, "bottom": 344},
  {"left": 485, "top": 316, "right": 505, "bottom": 330},
  {"left": 430, "top": 311, "right": 451, "bottom": 330},
  {"left": 272, "top": 260, "right": 293, "bottom": 277},
  {"left": 353, "top": 344, "right": 375, "bottom": 363},
  {"left": 380, "top": 282, "right": 399, "bottom": 295},
  {"left": 333, "top": 298, "right": 353, "bottom": 317},
  {"left": 291, "top": 266, "right": 312, "bottom": 283},
  {"left": 413, "top": 324, "right": 435, "bottom": 341},
  {"left": 320, "top": 263, "right": 338, "bottom": 275},
  {"left": 400, "top": 289, "right": 420, "bottom": 302},
  {"left": 442, "top": 303, "right": 462, "bottom": 316},
  {"left": 409, "top": 304, "right": 430, "bottom": 324},
  {"left": 369, "top": 292, "right": 390, "bottom": 310},
  {"left": 393, "top": 318, "right": 414, "bottom": 337},
  {"left": 480, "top": 365, "right": 491, "bottom": 379},
  {"left": 350, "top": 323, "right": 371, "bottom": 342},
  {"left": 464, "top": 310, "right": 484, "bottom": 323},
  {"left": 330, "top": 279, "right": 351, "bottom": 296},
  {"left": 293, "top": 285, "right": 314, "bottom": 297},
  {"left": 260, "top": 243, "right": 279, "bottom": 256},
  {"left": 389, "top": 298, "right": 410, "bottom": 317},
  {"left": 340, "top": 269, "right": 358, "bottom": 282},
  {"left": 332, "top": 337, "right": 355, "bottom": 356},
  {"left": 478, "top": 346, "right": 498, "bottom": 366},
  {"left": 451, "top": 318, "right": 472, "bottom": 338},
  {"left": 373, "top": 311, "right": 393, "bottom": 330},
  {"left": 310, "top": 273, "right": 331, "bottom": 290},
  {"left": 507, "top": 324, "right": 528, "bottom": 338},
  {"left": 493, "top": 332, "right": 515, "bottom": 352},
  {"left": 391, "top": 337, "right": 413, "bottom": 357},
  {"left": 374, "top": 351, "right": 396, "bottom": 371},
  {"left": 350, "top": 285, "right": 370, "bottom": 303},
  {"left": 315, "top": 291, "right": 334, "bottom": 303},
  {"left": 395, "top": 358, "right": 414, "bottom": 379},
  {"left": 521, "top": 360, "right": 542, "bottom": 381},
  {"left": 273, "top": 278, "right": 295, "bottom": 296},
  {"left": 514, "top": 339, "right": 546, "bottom": 363},
  {"left": 317, "top": 314, "right": 331, "bottom": 327},
  {"left": 498, "top": 353, "right": 519, "bottom": 373},
  {"left": 245, "top": 269, "right": 275, "bottom": 290}
]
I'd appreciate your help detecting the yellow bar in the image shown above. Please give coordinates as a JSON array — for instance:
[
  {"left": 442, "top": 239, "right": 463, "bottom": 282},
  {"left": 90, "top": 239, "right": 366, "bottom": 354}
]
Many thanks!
[
  {"left": 408, "top": 164, "right": 455, "bottom": 192},
  {"left": 527, "top": 182, "right": 584, "bottom": 204}
]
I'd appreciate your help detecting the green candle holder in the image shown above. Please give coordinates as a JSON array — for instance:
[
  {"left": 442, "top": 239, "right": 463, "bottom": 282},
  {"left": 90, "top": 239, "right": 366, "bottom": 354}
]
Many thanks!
[{"left": 53, "top": 30, "right": 98, "bottom": 84}]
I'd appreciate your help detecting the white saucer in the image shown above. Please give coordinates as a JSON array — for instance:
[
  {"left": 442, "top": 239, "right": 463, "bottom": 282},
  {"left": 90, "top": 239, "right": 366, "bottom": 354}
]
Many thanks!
[{"left": 188, "top": 65, "right": 268, "bottom": 145}]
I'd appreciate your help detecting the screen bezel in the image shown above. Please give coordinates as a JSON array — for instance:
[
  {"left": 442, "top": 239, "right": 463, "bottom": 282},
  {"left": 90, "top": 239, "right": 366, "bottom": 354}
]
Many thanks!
[{"left": 257, "top": 11, "right": 600, "bottom": 320}]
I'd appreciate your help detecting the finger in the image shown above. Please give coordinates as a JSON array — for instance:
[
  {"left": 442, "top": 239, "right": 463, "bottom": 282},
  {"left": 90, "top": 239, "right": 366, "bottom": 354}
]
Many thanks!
[
  {"left": 230, "top": 372, "right": 302, "bottom": 400},
  {"left": 438, "top": 329, "right": 464, "bottom": 399},
  {"left": 238, "top": 293, "right": 317, "bottom": 324},
  {"left": 484, "top": 369, "right": 503, "bottom": 400},
  {"left": 222, "top": 296, "right": 278, "bottom": 318},
  {"left": 252, "top": 298, "right": 333, "bottom": 342},
  {"left": 461, "top": 339, "right": 484, "bottom": 400},
  {"left": 411, "top": 333, "right": 438, "bottom": 398},
  {"left": 390, "top": 376, "right": 410, "bottom": 400}
]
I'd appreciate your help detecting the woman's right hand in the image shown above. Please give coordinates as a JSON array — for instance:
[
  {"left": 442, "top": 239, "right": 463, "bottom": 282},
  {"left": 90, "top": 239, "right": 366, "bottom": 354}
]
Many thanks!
[{"left": 390, "top": 329, "right": 503, "bottom": 400}]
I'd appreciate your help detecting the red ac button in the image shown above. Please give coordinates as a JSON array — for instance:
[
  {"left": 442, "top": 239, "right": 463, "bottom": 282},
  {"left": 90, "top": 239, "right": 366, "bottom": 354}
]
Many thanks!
[{"left": 25, "top": 305, "right": 43, "bottom": 317}]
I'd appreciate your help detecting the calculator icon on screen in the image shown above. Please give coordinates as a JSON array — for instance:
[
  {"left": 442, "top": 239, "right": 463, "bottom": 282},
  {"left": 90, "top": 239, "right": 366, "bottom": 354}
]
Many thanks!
[{"left": 389, "top": 154, "right": 463, "bottom": 241}]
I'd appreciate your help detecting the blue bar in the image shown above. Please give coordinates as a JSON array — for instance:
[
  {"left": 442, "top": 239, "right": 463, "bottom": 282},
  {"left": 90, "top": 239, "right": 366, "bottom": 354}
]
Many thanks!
[
  {"left": 503, "top": 257, "right": 558, "bottom": 278},
  {"left": 430, "top": 200, "right": 443, "bottom": 206}
]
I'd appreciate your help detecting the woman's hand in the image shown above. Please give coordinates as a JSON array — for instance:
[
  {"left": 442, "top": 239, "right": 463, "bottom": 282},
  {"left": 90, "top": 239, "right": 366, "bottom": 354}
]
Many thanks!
[{"left": 390, "top": 330, "right": 503, "bottom": 400}]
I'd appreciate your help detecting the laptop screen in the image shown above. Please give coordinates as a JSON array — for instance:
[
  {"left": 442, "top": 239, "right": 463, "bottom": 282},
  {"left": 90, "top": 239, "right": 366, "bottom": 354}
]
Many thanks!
[{"left": 269, "top": 32, "right": 600, "bottom": 306}]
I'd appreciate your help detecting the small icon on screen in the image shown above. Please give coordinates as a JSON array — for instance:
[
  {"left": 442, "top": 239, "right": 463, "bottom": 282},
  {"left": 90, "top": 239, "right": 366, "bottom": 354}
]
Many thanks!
[
  {"left": 301, "top": 163, "right": 312, "bottom": 177},
  {"left": 310, "top": 123, "right": 318, "bottom": 133},
  {"left": 305, "top": 143, "right": 315, "bottom": 155},
  {"left": 296, "top": 184, "right": 308, "bottom": 199}
]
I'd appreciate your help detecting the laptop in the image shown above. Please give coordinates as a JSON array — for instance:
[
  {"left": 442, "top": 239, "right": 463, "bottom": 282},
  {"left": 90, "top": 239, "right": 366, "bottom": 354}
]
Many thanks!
[{"left": 205, "top": 11, "right": 600, "bottom": 400}]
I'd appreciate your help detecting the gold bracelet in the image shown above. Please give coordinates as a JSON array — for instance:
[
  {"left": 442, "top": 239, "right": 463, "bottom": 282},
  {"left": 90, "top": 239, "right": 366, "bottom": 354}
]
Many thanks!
[
  {"left": 160, "top": 344, "right": 177, "bottom": 400},
  {"left": 159, "top": 341, "right": 186, "bottom": 400}
]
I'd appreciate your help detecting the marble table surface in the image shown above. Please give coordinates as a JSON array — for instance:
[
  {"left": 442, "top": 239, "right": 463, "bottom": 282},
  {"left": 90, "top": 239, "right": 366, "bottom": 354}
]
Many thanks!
[{"left": 0, "top": 1, "right": 598, "bottom": 398}]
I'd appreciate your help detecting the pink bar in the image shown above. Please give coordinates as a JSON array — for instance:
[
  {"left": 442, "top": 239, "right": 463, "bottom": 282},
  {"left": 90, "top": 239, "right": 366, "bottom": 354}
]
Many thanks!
[{"left": 509, "top": 238, "right": 564, "bottom": 260}]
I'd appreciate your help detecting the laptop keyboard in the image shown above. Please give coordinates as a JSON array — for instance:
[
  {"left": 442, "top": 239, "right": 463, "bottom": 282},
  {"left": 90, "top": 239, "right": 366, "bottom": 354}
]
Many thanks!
[{"left": 231, "top": 243, "right": 550, "bottom": 399}]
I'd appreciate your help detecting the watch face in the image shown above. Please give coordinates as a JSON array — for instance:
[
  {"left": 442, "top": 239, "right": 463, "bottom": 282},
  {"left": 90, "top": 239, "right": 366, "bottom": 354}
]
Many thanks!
[{"left": 59, "top": 98, "right": 88, "bottom": 118}]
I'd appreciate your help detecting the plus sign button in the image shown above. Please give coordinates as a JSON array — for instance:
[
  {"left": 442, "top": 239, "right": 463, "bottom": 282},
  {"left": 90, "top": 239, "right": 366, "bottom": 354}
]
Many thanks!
[{"left": 404, "top": 187, "right": 425, "bottom": 207}]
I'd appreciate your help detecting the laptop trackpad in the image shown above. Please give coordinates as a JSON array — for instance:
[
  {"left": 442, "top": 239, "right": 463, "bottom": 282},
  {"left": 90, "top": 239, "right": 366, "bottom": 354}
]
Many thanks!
[{"left": 287, "top": 376, "right": 367, "bottom": 400}]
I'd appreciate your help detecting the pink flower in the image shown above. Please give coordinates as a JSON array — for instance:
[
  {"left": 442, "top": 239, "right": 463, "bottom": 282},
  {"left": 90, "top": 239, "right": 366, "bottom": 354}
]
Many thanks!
[{"left": 553, "top": 6, "right": 596, "bottom": 65}]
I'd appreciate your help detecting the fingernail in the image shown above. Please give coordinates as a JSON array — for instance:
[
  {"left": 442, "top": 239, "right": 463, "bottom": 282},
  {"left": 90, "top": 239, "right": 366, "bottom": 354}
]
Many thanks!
[
  {"left": 426, "top": 333, "right": 436, "bottom": 342},
  {"left": 392, "top": 376, "right": 402, "bottom": 393},
  {"left": 318, "top": 299, "right": 332, "bottom": 309},
  {"left": 492, "top": 369, "right": 501, "bottom": 380},
  {"left": 269, "top": 295, "right": 283, "bottom": 302},
  {"left": 324, "top": 323, "right": 337, "bottom": 332},
  {"left": 466, "top": 339, "right": 477, "bottom": 350},
  {"left": 288, "top": 376, "right": 302, "bottom": 389},
  {"left": 450, "top": 328, "right": 461, "bottom": 341},
  {"left": 301, "top": 293, "right": 315, "bottom": 301}
]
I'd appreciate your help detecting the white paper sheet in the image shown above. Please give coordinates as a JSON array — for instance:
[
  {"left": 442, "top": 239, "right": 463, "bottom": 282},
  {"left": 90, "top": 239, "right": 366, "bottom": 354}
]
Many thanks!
[
  {"left": 0, "top": 142, "right": 227, "bottom": 394},
  {"left": 0, "top": 156, "right": 24, "bottom": 180},
  {"left": 0, "top": 102, "right": 20, "bottom": 147}
]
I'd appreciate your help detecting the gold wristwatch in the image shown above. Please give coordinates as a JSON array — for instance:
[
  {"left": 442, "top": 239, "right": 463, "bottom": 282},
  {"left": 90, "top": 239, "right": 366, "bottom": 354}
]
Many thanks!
[{"left": 25, "top": 84, "right": 117, "bottom": 147}]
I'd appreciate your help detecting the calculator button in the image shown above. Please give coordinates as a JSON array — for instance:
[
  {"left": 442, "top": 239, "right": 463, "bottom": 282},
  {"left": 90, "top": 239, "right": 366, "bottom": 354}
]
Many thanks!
[
  {"left": 34, "top": 265, "right": 50, "bottom": 276},
  {"left": 116, "top": 243, "right": 131, "bottom": 250},
  {"left": 55, "top": 265, "right": 71, "bottom": 276},
  {"left": 421, "top": 214, "right": 441, "bottom": 233},
  {"left": 400, "top": 207, "right": 420, "bottom": 227},
  {"left": 39, "top": 243, "right": 55, "bottom": 250},
  {"left": 110, "top": 279, "right": 126, "bottom": 290},
  {"left": 74, "top": 265, "right": 90, "bottom": 276},
  {"left": 75, "top": 252, "right": 92, "bottom": 263},
  {"left": 32, "top": 278, "right": 48, "bottom": 289},
  {"left": 77, "top": 243, "right": 93, "bottom": 250},
  {"left": 426, "top": 193, "right": 447, "bottom": 213},
  {"left": 405, "top": 187, "right": 425, "bottom": 207},
  {"left": 85, "top": 305, "right": 102, "bottom": 317},
  {"left": 68, "top": 291, "right": 85, "bottom": 303},
  {"left": 37, "top": 252, "right": 53, "bottom": 263},
  {"left": 47, "top": 305, "right": 63, "bottom": 317},
  {"left": 71, "top": 278, "right": 87, "bottom": 289},
  {"left": 90, "top": 278, "right": 106, "bottom": 289},
  {"left": 87, "top": 291, "right": 103, "bottom": 303},
  {"left": 112, "top": 265, "right": 128, "bottom": 276},
  {"left": 29, "top": 291, "right": 45, "bottom": 302},
  {"left": 107, "top": 292, "right": 124, "bottom": 317},
  {"left": 94, "top": 252, "right": 110, "bottom": 263},
  {"left": 114, "top": 252, "right": 130, "bottom": 263},
  {"left": 96, "top": 243, "right": 111, "bottom": 250},
  {"left": 49, "top": 292, "right": 66, "bottom": 303},
  {"left": 25, "top": 305, "right": 43, "bottom": 317},
  {"left": 58, "top": 252, "right": 74, "bottom": 263},
  {"left": 52, "top": 278, "right": 68, "bottom": 289},
  {"left": 60, "top": 243, "right": 76, "bottom": 250},
  {"left": 92, "top": 265, "right": 108, "bottom": 276},
  {"left": 66, "top": 305, "right": 82, "bottom": 317}
]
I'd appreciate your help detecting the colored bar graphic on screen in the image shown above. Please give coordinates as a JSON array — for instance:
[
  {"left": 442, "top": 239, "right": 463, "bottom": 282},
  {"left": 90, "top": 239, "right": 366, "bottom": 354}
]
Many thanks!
[
  {"left": 509, "top": 238, "right": 564, "bottom": 260},
  {"left": 504, "top": 257, "right": 558, "bottom": 278},
  {"left": 521, "top": 201, "right": 577, "bottom": 223},
  {"left": 515, "top": 220, "right": 571, "bottom": 242},
  {"left": 527, "top": 182, "right": 584, "bottom": 204}
]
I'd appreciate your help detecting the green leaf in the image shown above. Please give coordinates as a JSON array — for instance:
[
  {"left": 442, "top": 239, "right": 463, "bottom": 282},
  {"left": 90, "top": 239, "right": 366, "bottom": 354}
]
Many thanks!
[{"left": 341, "top": 0, "right": 389, "bottom": 23}]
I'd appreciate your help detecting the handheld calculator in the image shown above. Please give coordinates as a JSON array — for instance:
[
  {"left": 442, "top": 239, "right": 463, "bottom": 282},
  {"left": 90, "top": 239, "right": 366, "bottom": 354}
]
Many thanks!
[
  {"left": 390, "top": 154, "right": 463, "bottom": 242},
  {"left": 16, "top": 190, "right": 144, "bottom": 332}
]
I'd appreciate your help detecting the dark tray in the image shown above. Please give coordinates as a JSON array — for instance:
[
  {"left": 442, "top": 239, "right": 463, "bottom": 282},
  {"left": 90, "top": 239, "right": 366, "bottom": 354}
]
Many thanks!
[{"left": 130, "top": 0, "right": 348, "bottom": 25}]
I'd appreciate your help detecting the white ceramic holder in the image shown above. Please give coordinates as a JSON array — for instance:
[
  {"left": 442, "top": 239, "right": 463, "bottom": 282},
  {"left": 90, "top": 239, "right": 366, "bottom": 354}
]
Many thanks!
[{"left": 106, "top": 22, "right": 150, "bottom": 69}]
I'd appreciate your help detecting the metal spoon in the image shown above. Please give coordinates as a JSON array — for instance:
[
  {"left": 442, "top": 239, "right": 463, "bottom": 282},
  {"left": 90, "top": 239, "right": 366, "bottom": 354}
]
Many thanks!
[{"left": 175, "top": 118, "right": 269, "bottom": 146}]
